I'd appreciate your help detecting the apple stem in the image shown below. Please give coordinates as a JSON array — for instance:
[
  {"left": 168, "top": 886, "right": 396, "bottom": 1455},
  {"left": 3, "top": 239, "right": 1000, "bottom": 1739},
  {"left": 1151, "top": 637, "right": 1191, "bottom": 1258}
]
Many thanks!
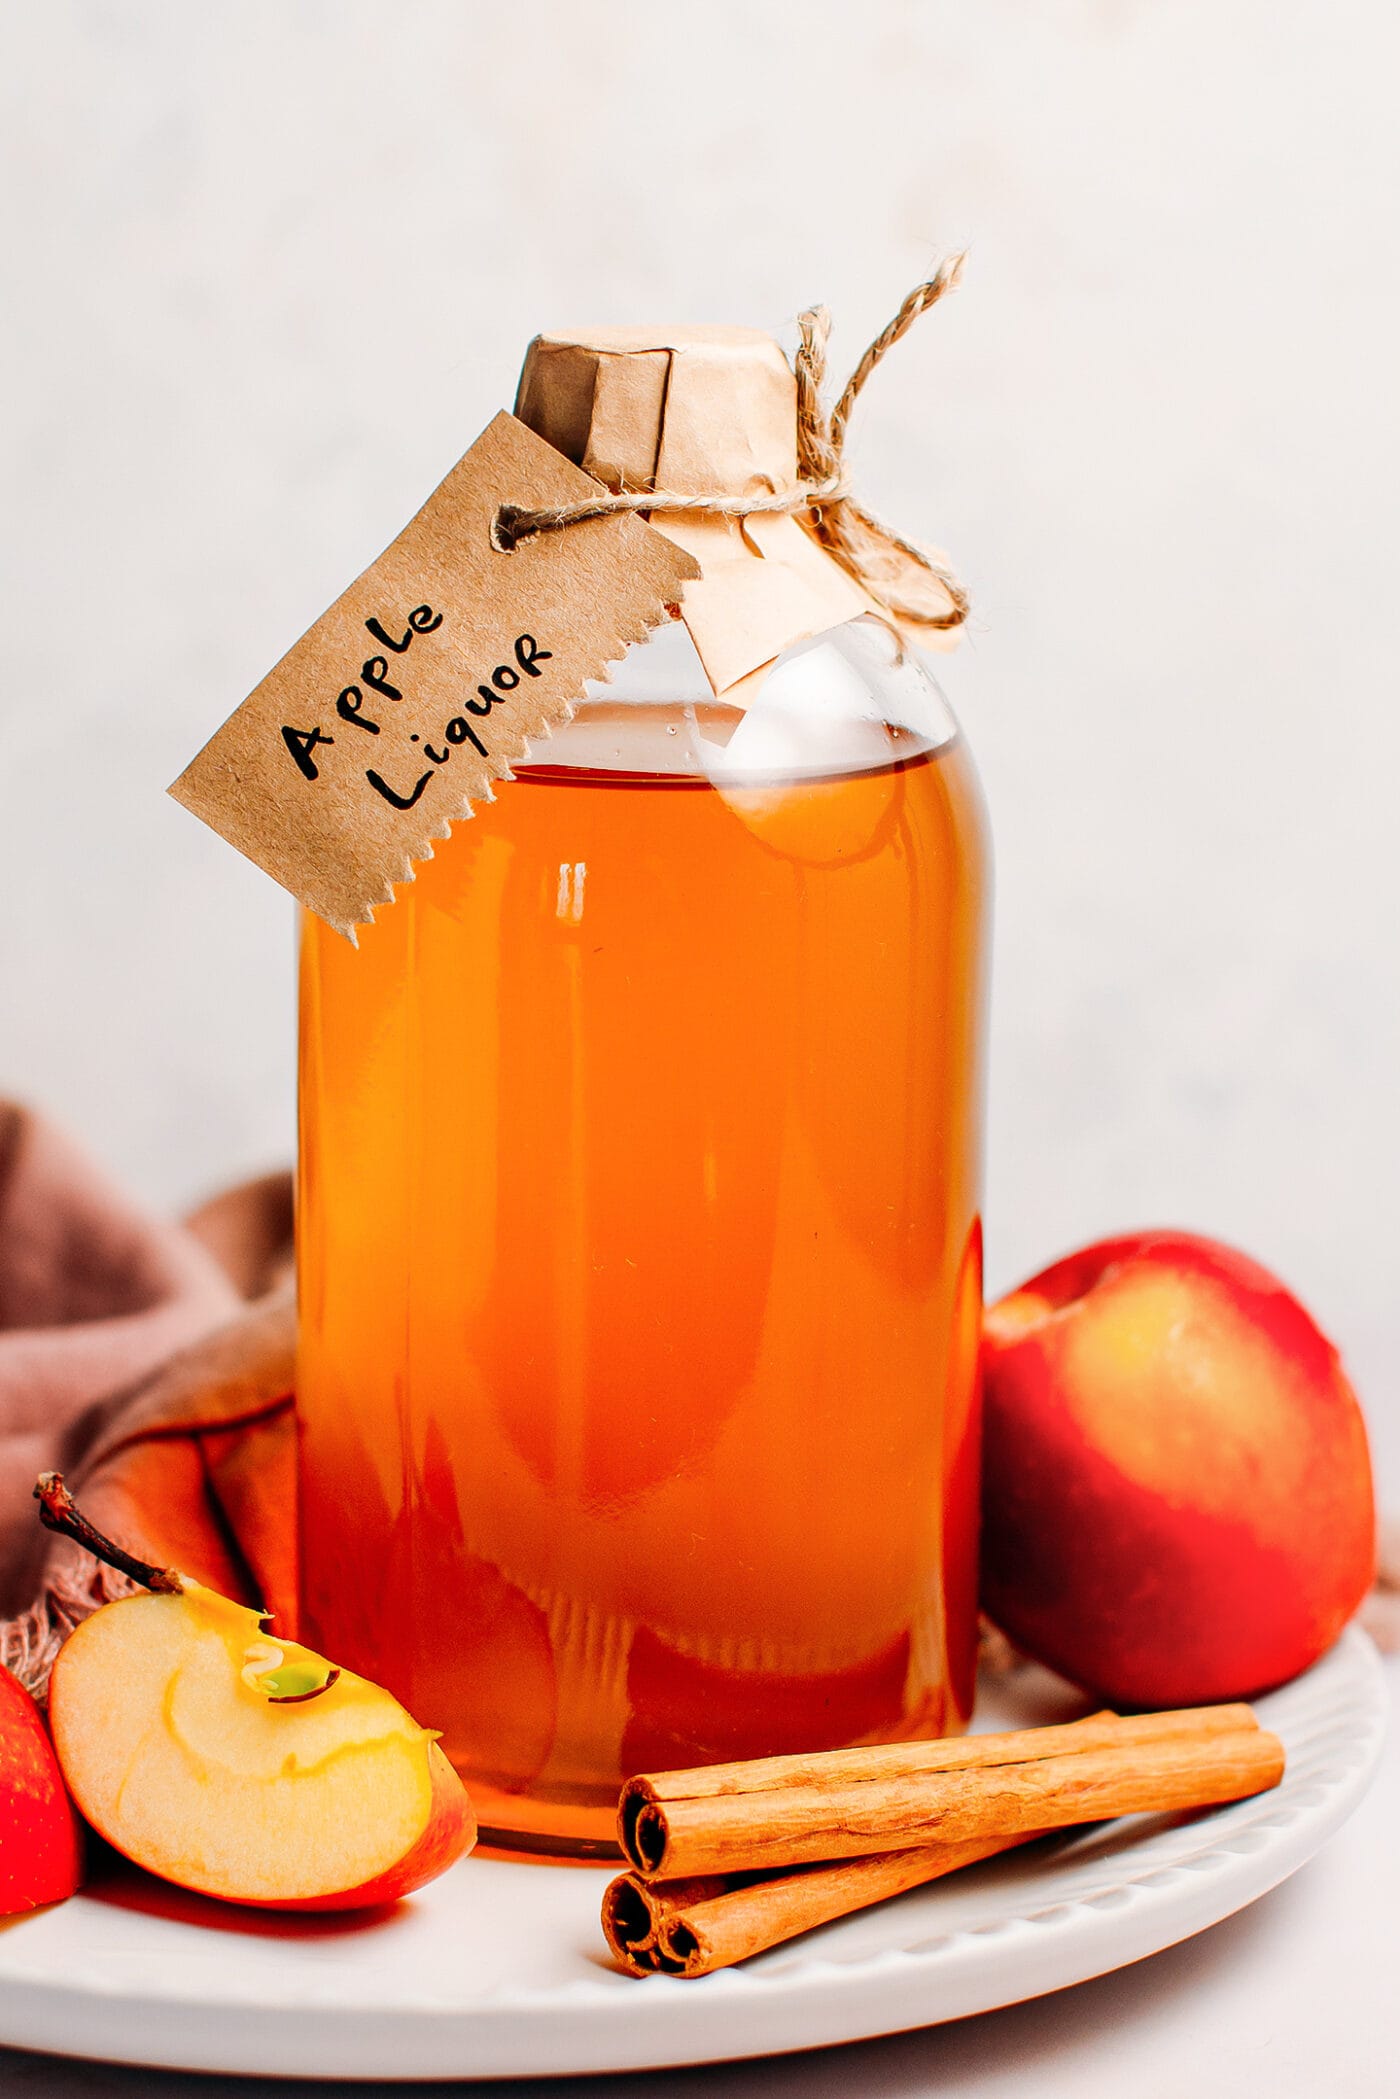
[{"left": 33, "top": 1472, "right": 184, "bottom": 1595}]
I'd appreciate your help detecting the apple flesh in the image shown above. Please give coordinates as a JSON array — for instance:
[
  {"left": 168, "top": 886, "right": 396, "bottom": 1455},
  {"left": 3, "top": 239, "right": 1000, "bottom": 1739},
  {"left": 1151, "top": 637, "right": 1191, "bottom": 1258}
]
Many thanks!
[
  {"left": 1, "top": 1665, "right": 83, "bottom": 1915},
  {"left": 981, "top": 1230, "right": 1376, "bottom": 1708},
  {"left": 48, "top": 1582, "right": 475, "bottom": 1910}
]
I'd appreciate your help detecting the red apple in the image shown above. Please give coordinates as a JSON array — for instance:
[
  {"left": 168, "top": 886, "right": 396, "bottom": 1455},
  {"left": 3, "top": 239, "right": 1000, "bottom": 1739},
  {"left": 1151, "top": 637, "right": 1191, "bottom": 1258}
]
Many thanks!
[
  {"left": 1, "top": 1664, "right": 83, "bottom": 1914},
  {"left": 981, "top": 1230, "right": 1376, "bottom": 1707}
]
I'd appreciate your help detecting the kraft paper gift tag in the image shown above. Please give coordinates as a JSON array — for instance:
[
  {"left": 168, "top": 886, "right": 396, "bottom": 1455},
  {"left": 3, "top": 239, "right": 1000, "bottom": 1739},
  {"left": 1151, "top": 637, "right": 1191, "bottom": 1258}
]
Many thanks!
[{"left": 171, "top": 411, "right": 700, "bottom": 936}]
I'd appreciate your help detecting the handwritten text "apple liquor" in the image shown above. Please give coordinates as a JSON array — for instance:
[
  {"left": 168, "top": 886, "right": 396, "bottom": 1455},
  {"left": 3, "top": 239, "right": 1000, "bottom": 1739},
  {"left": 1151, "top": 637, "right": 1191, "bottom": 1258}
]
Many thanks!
[{"left": 279, "top": 611, "right": 553, "bottom": 811}]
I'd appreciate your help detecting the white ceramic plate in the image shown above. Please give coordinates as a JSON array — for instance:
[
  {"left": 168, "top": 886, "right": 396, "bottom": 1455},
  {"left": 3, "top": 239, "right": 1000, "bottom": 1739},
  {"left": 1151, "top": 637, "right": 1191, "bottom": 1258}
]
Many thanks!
[{"left": 0, "top": 1629, "right": 1384, "bottom": 2083}]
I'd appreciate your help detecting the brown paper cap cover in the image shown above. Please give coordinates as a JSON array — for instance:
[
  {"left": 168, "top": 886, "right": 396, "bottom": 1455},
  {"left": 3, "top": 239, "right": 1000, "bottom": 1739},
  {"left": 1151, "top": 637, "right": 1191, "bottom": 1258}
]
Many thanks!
[
  {"left": 514, "top": 327, "right": 799, "bottom": 500},
  {"left": 513, "top": 326, "right": 884, "bottom": 694}
]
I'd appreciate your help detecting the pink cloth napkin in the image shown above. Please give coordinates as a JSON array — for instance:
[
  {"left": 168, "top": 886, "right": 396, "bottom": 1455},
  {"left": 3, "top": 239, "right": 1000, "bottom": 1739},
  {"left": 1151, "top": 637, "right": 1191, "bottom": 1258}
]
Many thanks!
[{"left": 0, "top": 1102, "right": 295, "bottom": 1695}]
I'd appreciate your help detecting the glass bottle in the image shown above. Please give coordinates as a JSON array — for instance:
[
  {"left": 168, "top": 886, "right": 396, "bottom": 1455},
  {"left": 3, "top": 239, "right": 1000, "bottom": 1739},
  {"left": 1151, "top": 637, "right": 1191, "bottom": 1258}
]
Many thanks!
[{"left": 296, "top": 329, "right": 991, "bottom": 1853}]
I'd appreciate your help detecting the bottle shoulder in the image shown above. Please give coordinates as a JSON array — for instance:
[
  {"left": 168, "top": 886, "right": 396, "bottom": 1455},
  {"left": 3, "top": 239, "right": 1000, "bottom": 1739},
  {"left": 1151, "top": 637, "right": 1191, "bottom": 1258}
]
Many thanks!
[{"left": 521, "top": 613, "right": 975, "bottom": 790}]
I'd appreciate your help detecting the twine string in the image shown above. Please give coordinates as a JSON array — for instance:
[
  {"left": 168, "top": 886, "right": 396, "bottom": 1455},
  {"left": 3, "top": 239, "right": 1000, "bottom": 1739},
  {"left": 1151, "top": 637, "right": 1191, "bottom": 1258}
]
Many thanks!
[{"left": 493, "top": 255, "right": 969, "bottom": 633}]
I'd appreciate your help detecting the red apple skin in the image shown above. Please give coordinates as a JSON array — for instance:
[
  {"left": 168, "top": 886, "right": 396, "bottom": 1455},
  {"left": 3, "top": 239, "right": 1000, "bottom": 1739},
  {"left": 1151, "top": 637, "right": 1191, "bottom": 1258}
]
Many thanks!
[
  {"left": 1, "top": 1666, "right": 83, "bottom": 1914},
  {"left": 235, "top": 1741, "right": 476, "bottom": 1912},
  {"left": 980, "top": 1231, "right": 1377, "bottom": 1708}
]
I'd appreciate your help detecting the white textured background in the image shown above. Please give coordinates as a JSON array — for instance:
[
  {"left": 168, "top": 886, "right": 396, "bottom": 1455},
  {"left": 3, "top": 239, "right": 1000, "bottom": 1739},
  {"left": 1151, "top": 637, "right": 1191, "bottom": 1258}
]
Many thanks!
[{"left": 2, "top": 1, "right": 1396, "bottom": 1487}]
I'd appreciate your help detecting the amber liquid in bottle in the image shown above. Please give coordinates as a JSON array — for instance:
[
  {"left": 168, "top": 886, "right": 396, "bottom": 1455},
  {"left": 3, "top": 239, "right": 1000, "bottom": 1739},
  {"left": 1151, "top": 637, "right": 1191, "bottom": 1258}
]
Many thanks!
[{"left": 297, "top": 698, "right": 988, "bottom": 1852}]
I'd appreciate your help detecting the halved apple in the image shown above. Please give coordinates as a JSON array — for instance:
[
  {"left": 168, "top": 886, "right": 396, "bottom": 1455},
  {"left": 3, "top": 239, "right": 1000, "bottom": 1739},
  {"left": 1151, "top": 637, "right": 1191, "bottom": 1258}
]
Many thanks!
[{"left": 38, "top": 1476, "right": 475, "bottom": 1910}]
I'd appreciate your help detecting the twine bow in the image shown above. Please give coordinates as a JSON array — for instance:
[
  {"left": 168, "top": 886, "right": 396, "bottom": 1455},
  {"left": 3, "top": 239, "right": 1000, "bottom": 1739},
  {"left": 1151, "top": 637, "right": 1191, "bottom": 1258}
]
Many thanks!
[{"left": 494, "top": 256, "right": 969, "bottom": 634}]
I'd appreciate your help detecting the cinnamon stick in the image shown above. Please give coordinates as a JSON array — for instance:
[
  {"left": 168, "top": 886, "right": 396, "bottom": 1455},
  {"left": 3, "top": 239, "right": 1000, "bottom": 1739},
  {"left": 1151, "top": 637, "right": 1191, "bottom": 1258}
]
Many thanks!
[
  {"left": 604, "top": 1828, "right": 1047, "bottom": 1978},
  {"left": 620, "top": 1703, "right": 1283, "bottom": 1881},
  {"left": 601, "top": 1872, "right": 749, "bottom": 1973}
]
